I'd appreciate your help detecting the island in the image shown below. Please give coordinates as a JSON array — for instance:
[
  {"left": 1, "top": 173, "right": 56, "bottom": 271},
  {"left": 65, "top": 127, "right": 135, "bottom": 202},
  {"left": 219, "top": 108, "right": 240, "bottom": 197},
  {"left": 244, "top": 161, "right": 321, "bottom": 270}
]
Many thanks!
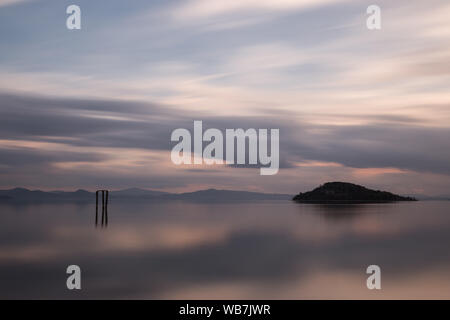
[{"left": 293, "top": 182, "right": 417, "bottom": 203}]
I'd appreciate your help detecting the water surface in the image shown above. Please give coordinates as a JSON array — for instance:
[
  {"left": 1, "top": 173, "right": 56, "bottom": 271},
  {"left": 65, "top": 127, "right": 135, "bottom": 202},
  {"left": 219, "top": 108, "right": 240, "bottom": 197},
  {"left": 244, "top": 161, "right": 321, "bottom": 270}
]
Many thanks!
[{"left": 1, "top": 200, "right": 450, "bottom": 299}]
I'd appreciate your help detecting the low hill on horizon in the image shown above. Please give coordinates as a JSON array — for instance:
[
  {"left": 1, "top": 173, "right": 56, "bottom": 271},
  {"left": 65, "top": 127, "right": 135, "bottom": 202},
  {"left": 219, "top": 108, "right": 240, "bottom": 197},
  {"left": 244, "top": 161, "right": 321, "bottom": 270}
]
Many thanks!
[{"left": 293, "top": 182, "right": 417, "bottom": 203}]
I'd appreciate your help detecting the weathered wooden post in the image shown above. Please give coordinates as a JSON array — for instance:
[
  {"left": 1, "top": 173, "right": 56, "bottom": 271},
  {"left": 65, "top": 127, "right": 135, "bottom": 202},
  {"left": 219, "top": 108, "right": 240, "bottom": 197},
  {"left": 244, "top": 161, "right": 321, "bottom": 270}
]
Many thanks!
[
  {"left": 95, "top": 191, "right": 99, "bottom": 226},
  {"left": 101, "top": 190, "right": 105, "bottom": 226},
  {"left": 95, "top": 190, "right": 109, "bottom": 227},
  {"left": 95, "top": 189, "right": 110, "bottom": 227},
  {"left": 105, "top": 190, "right": 109, "bottom": 226}
]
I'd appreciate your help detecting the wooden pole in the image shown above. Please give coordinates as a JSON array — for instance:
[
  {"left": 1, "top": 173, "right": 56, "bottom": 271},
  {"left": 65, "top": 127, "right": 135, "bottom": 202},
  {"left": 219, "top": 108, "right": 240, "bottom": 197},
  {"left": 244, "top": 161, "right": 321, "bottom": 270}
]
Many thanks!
[
  {"left": 105, "top": 190, "right": 109, "bottom": 226},
  {"left": 101, "top": 190, "right": 105, "bottom": 226},
  {"left": 95, "top": 191, "right": 98, "bottom": 226}
]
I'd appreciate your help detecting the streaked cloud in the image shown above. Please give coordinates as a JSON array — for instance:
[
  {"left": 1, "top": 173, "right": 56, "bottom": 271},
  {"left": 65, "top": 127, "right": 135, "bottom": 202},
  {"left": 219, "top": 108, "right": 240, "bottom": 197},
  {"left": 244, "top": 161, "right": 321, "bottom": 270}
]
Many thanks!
[
  {"left": 0, "top": 93, "right": 449, "bottom": 194},
  {"left": 171, "top": 0, "right": 348, "bottom": 21},
  {"left": 0, "top": 0, "right": 449, "bottom": 194},
  {"left": 0, "top": 0, "right": 32, "bottom": 8}
]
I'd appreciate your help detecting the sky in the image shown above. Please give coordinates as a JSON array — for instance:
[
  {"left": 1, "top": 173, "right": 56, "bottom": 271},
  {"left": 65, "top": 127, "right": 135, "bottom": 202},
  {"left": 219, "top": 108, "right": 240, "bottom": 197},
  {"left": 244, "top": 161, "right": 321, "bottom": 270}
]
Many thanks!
[{"left": 0, "top": 0, "right": 449, "bottom": 195}]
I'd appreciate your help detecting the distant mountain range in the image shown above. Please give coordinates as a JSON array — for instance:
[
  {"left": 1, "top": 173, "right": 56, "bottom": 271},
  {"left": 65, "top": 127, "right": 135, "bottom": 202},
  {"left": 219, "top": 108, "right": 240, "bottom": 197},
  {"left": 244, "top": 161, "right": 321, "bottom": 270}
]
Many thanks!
[{"left": 0, "top": 187, "right": 292, "bottom": 203}]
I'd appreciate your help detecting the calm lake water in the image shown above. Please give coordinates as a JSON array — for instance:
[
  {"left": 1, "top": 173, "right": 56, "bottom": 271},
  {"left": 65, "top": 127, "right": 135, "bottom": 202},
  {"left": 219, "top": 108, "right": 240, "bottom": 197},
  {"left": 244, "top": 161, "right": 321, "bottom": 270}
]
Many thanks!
[{"left": 1, "top": 200, "right": 450, "bottom": 299}]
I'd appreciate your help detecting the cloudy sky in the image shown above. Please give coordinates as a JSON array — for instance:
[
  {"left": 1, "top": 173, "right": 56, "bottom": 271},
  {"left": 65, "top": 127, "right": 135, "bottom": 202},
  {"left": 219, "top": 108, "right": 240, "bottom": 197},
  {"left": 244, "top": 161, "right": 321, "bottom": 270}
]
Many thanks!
[{"left": 0, "top": 0, "right": 449, "bottom": 195}]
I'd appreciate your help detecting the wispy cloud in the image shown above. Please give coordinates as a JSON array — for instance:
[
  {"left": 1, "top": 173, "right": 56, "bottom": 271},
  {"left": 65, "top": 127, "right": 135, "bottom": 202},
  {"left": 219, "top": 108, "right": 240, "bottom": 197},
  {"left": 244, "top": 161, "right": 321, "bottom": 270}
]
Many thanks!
[
  {"left": 171, "top": 0, "right": 348, "bottom": 21},
  {"left": 0, "top": 0, "right": 450, "bottom": 193},
  {"left": 0, "top": 0, "right": 32, "bottom": 8},
  {"left": 0, "top": 92, "right": 449, "bottom": 194}
]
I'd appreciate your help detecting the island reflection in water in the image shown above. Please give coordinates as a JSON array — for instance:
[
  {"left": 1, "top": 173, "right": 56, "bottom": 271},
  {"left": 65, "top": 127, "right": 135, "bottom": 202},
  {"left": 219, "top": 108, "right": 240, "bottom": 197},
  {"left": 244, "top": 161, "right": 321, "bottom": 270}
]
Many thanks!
[{"left": 1, "top": 200, "right": 450, "bottom": 299}]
